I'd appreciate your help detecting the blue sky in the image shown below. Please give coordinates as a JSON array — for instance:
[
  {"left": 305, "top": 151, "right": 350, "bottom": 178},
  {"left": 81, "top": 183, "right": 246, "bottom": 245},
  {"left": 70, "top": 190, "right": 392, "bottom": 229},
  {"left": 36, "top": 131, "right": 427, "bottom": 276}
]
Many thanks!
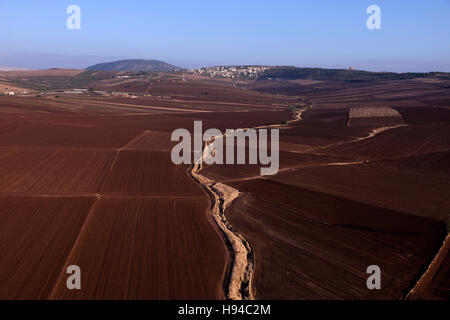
[{"left": 0, "top": 0, "right": 449, "bottom": 71}]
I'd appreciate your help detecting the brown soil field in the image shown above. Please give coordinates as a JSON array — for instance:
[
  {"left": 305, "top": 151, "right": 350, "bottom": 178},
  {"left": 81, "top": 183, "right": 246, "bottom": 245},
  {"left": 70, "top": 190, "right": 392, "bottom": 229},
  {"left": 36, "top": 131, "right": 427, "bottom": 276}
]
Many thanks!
[
  {"left": 225, "top": 181, "right": 444, "bottom": 299},
  {"left": 133, "top": 81, "right": 292, "bottom": 103},
  {"left": 57, "top": 97, "right": 212, "bottom": 114},
  {"left": 0, "top": 119, "right": 23, "bottom": 135},
  {"left": 202, "top": 151, "right": 349, "bottom": 182},
  {"left": 49, "top": 198, "right": 227, "bottom": 300},
  {"left": 1, "top": 75, "right": 449, "bottom": 300},
  {"left": 0, "top": 69, "right": 84, "bottom": 78},
  {"left": 273, "top": 108, "right": 378, "bottom": 147},
  {"left": 96, "top": 96, "right": 295, "bottom": 112},
  {"left": 122, "top": 130, "right": 176, "bottom": 151},
  {"left": 0, "top": 123, "right": 142, "bottom": 148},
  {"left": 321, "top": 125, "right": 450, "bottom": 161},
  {"left": 269, "top": 164, "right": 450, "bottom": 220},
  {"left": 262, "top": 79, "right": 450, "bottom": 113},
  {"left": 418, "top": 251, "right": 450, "bottom": 299},
  {"left": 93, "top": 79, "right": 151, "bottom": 93},
  {"left": 0, "top": 82, "right": 35, "bottom": 93},
  {"left": 349, "top": 107, "right": 403, "bottom": 118},
  {"left": 1, "top": 91, "right": 275, "bottom": 299},
  {"left": 394, "top": 106, "right": 450, "bottom": 125},
  {"left": 373, "top": 150, "right": 450, "bottom": 175},
  {"left": 101, "top": 151, "right": 202, "bottom": 196},
  {"left": 0, "top": 84, "right": 297, "bottom": 299},
  {"left": 420, "top": 98, "right": 450, "bottom": 108},
  {"left": 408, "top": 234, "right": 450, "bottom": 300},
  {"left": 347, "top": 107, "right": 405, "bottom": 127},
  {"left": 278, "top": 123, "right": 374, "bottom": 147},
  {"left": 171, "top": 110, "right": 294, "bottom": 132},
  {"left": 0, "top": 196, "right": 95, "bottom": 299},
  {"left": 52, "top": 97, "right": 175, "bottom": 115},
  {"left": 201, "top": 78, "right": 450, "bottom": 300},
  {"left": 0, "top": 148, "right": 115, "bottom": 194}
]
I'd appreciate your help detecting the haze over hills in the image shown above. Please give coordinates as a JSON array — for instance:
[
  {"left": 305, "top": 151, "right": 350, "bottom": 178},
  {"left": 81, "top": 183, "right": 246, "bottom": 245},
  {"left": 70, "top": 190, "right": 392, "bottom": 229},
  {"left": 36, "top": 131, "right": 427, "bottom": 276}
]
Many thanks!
[
  {"left": 1, "top": 66, "right": 449, "bottom": 300},
  {"left": 2, "top": 59, "right": 450, "bottom": 93},
  {"left": 86, "top": 59, "right": 182, "bottom": 72},
  {"left": 0, "top": 67, "right": 30, "bottom": 72}
]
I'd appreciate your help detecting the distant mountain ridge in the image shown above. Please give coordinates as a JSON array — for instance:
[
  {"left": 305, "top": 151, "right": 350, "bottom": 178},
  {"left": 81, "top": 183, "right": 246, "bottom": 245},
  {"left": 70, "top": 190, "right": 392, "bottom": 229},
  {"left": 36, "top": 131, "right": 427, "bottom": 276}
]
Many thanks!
[
  {"left": 257, "top": 66, "right": 450, "bottom": 82},
  {"left": 86, "top": 59, "right": 182, "bottom": 72}
]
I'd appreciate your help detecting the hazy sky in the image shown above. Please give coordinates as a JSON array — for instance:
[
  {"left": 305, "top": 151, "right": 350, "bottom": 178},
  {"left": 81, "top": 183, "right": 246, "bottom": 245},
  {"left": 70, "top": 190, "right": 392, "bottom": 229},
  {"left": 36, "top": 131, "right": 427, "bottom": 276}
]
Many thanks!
[{"left": 0, "top": 0, "right": 449, "bottom": 71}]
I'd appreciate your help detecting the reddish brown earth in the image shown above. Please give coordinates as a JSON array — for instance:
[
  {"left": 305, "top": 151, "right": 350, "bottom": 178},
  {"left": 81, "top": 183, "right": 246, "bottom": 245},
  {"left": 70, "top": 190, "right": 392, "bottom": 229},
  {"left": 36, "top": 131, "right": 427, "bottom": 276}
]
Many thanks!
[
  {"left": 49, "top": 198, "right": 226, "bottom": 300},
  {"left": 202, "top": 151, "right": 350, "bottom": 182},
  {"left": 202, "top": 79, "right": 450, "bottom": 300},
  {"left": 408, "top": 235, "right": 450, "bottom": 300},
  {"left": 0, "top": 85, "right": 294, "bottom": 299},
  {"left": 226, "top": 188, "right": 443, "bottom": 299},
  {"left": 0, "top": 123, "right": 142, "bottom": 148},
  {"left": 101, "top": 151, "right": 202, "bottom": 196},
  {"left": 347, "top": 107, "right": 405, "bottom": 127},
  {"left": 321, "top": 125, "right": 450, "bottom": 161},
  {"left": 394, "top": 106, "right": 450, "bottom": 125},
  {"left": 0, "top": 69, "right": 84, "bottom": 78},
  {"left": 0, "top": 149, "right": 115, "bottom": 194},
  {"left": 0, "top": 197, "right": 95, "bottom": 299},
  {"left": 373, "top": 150, "right": 450, "bottom": 175},
  {"left": 0, "top": 77, "right": 449, "bottom": 300},
  {"left": 277, "top": 108, "right": 378, "bottom": 146},
  {"left": 269, "top": 164, "right": 450, "bottom": 220}
]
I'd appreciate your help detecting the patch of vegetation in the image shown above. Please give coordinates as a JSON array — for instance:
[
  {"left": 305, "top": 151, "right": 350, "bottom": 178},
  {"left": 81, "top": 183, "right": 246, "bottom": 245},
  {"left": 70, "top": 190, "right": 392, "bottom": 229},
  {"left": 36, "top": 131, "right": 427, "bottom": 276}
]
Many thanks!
[
  {"left": 5, "top": 70, "right": 117, "bottom": 91},
  {"left": 86, "top": 59, "right": 182, "bottom": 72},
  {"left": 288, "top": 99, "right": 313, "bottom": 114},
  {"left": 240, "top": 278, "right": 250, "bottom": 298},
  {"left": 258, "top": 67, "right": 450, "bottom": 83}
]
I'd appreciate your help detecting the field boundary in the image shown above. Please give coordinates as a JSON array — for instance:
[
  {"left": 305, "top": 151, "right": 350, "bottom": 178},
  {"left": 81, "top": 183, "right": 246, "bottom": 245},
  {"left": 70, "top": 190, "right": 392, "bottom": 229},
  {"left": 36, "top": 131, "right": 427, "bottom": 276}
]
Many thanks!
[
  {"left": 406, "top": 233, "right": 450, "bottom": 299},
  {"left": 188, "top": 106, "right": 304, "bottom": 300}
]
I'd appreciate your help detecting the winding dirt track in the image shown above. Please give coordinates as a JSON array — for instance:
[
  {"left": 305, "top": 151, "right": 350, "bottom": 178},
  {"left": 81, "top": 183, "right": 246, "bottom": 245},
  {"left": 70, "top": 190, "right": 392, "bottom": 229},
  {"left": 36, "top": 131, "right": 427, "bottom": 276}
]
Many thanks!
[
  {"left": 407, "top": 233, "right": 450, "bottom": 299},
  {"left": 192, "top": 107, "right": 395, "bottom": 299},
  {"left": 190, "top": 137, "right": 252, "bottom": 300},
  {"left": 189, "top": 108, "right": 305, "bottom": 299},
  {"left": 199, "top": 106, "right": 448, "bottom": 299},
  {"left": 3, "top": 78, "right": 449, "bottom": 299}
]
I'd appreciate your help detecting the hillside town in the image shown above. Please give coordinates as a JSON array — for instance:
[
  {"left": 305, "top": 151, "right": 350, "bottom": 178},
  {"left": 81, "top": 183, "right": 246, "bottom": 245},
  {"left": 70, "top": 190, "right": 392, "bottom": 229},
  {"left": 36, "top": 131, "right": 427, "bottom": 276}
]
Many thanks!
[{"left": 190, "top": 65, "right": 270, "bottom": 79}]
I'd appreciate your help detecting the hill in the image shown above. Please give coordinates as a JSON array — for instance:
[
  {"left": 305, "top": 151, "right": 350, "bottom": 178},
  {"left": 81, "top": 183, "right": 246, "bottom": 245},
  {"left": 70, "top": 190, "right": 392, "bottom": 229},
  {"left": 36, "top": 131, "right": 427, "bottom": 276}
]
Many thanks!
[
  {"left": 257, "top": 66, "right": 450, "bottom": 82},
  {"left": 87, "top": 59, "right": 182, "bottom": 72},
  {"left": 0, "top": 69, "right": 117, "bottom": 91}
]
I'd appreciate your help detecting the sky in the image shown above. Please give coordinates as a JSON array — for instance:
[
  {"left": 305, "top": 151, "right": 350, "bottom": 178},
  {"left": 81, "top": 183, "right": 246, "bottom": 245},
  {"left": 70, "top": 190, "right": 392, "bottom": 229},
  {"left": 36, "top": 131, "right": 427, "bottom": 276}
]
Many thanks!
[{"left": 0, "top": 0, "right": 449, "bottom": 72}]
